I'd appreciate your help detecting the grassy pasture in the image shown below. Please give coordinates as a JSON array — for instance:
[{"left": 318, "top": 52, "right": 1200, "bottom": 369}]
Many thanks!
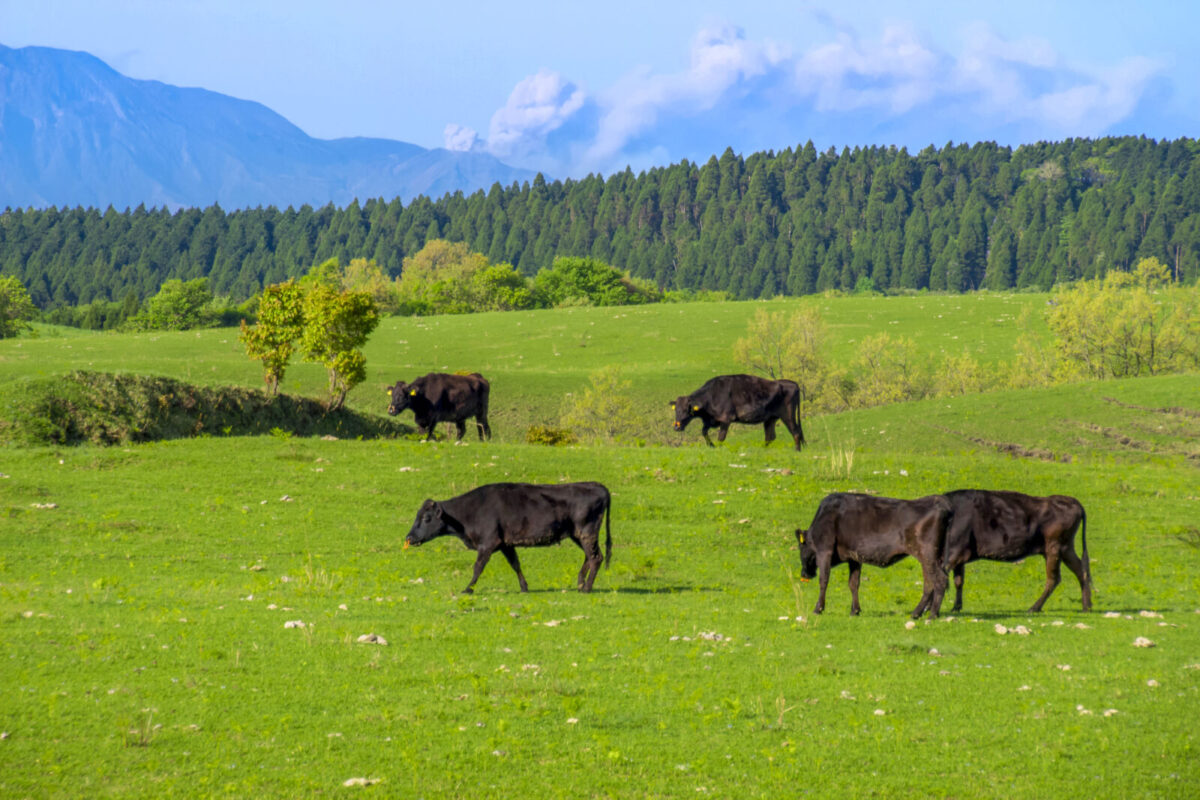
[{"left": 1, "top": 293, "right": 1198, "bottom": 798}]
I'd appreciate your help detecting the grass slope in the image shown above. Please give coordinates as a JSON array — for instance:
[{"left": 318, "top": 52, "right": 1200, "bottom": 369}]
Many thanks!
[{"left": 1, "top": 294, "right": 1197, "bottom": 798}]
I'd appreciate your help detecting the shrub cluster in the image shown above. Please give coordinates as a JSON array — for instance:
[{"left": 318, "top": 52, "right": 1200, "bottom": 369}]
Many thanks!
[
  {"left": 734, "top": 258, "right": 1200, "bottom": 413},
  {"left": 0, "top": 371, "right": 410, "bottom": 446}
]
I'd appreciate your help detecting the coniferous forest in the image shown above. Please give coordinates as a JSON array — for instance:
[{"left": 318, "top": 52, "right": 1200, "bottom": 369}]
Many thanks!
[{"left": 3, "top": 136, "right": 1199, "bottom": 309}]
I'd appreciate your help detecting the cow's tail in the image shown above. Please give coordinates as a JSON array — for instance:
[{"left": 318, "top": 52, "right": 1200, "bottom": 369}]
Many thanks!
[
  {"left": 604, "top": 488, "right": 613, "bottom": 569},
  {"left": 788, "top": 380, "right": 806, "bottom": 446},
  {"left": 1080, "top": 505, "right": 1091, "bottom": 592}
]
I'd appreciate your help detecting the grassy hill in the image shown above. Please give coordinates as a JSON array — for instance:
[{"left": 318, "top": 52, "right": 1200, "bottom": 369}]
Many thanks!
[{"left": 1, "top": 294, "right": 1197, "bottom": 797}]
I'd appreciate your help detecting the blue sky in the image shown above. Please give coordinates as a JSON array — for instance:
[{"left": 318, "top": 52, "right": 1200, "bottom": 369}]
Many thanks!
[{"left": 4, "top": 0, "right": 1197, "bottom": 178}]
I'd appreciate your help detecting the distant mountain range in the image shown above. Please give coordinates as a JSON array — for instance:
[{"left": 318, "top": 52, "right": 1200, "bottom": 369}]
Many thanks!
[{"left": 0, "top": 43, "right": 535, "bottom": 211}]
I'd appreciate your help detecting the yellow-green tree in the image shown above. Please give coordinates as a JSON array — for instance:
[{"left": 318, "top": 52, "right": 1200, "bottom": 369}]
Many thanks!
[
  {"left": 299, "top": 281, "right": 380, "bottom": 411},
  {"left": 1048, "top": 257, "right": 1200, "bottom": 378},
  {"left": 239, "top": 280, "right": 305, "bottom": 394},
  {"left": 732, "top": 307, "right": 828, "bottom": 405},
  {"left": 0, "top": 276, "right": 37, "bottom": 339}
]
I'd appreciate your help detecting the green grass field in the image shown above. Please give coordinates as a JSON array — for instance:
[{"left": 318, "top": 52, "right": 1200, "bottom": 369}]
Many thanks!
[{"left": 2, "top": 293, "right": 1198, "bottom": 798}]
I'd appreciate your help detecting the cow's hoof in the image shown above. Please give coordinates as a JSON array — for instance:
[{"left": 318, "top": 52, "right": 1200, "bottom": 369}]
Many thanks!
[
  {"left": 461, "top": 588, "right": 474, "bottom": 595},
  {"left": 850, "top": 608, "right": 860, "bottom": 617}
]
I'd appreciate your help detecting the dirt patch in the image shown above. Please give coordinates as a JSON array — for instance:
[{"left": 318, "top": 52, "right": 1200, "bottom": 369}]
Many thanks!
[
  {"left": 933, "top": 426, "right": 1071, "bottom": 463},
  {"left": 1077, "top": 421, "right": 1200, "bottom": 464},
  {"left": 1102, "top": 397, "right": 1200, "bottom": 419},
  {"left": 1078, "top": 422, "right": 1155, "bottom": 452}
]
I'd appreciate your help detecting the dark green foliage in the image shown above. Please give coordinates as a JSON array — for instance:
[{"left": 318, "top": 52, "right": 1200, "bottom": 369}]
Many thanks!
[
  {"left": 3, "top": 137, "right": 1199, "bottom": 305},
  {"left": 0, "top": 371, "right": 410, "bottom": 446}
]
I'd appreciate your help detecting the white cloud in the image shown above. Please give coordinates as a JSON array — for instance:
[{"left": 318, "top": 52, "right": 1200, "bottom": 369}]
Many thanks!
[
  {"left": 459, "top": 20, "right": 1165, "bottom": 176},
  {"left": 486, "top": 69, "right": 586, "bottom": 159},
  {"left": 584, "top": 24, "right": 787, "bottom": 168},
  {"left": 443, "top": 123, "right": 480, "bottom": 152}
]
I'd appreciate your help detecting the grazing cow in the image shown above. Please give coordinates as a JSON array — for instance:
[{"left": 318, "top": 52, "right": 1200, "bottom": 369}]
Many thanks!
[
  {"left": 671, "top": 374, "right": 805, "bottom": 450},
  {"left": 795, "top": 492, "right": 951, "bottom": 618},
  {"left": 940, "top": 489, "right": 1091, "bottom": 613},
  {"left": 387, "top": 372, "right": 491, "bottom": 441},
  {"left": 404, "top": 482, "right": 612, "bottom": 594}
]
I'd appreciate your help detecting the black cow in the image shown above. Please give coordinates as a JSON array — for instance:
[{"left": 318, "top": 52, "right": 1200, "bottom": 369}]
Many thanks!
[
  {"left": 388, "top": 372, "right": 491, "bottom": 441},
  {"left": 672, "top": 374, "right": 805, "bottom": 450},
  {"left": 941, "top": 489, "right": 1091, "bottom": 613},
  {"left": 404, "top": 482, "right": 612, "bottom": 594},
  {"left": 795, "top": 492, "right": 951, "bottom": 618}
]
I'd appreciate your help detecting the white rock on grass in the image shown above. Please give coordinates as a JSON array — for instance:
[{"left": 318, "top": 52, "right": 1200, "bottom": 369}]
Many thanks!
[
  {"left": 283, "top": 620, "right": 307, "bottom": 629},
  {"left": 1133, "top": 637, "right": 1156, "bottom": 648},
  {"left": 343, "top": 777, "right": 380, "bottom": 787},
  {"left": 1139, "top": 610, "right": 1163, "bottom": 619},
  {"left": 994, "top": 624, "right": 1008, "bottom": 635},
  {"left": 356, "top": 634, "right": 387, "bottom": 645}
]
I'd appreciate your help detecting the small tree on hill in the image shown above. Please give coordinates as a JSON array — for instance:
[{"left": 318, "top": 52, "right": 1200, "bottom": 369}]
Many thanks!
[
  {"left": 239, "top": 280, "right": 305, "bottom": 394},
  {"left": 299, "top": 281, "right": 380, "bottom": 411},
  {"left": 0, "top": 276, "right": 37, "bottom": 339}
]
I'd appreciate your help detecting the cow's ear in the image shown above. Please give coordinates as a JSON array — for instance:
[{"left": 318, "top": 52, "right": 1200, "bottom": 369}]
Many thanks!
[{"left": 691, "top": 404, "right": 701, "bottom": 412}]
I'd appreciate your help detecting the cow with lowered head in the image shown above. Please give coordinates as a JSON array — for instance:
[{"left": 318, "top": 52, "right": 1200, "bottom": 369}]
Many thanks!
[
  {"left": 672, "top": 374, "right": 805, "bottom": 450},
  {"left": 405, "top": 482, "right": 612, "bottom": 594},
  {"left": 387, "top": 372, "right": 491, "bottom": 441},
  {"left": 796, "top": 492, "right": 952, "bottom": 618},
  {"left": 939, "top": 489, "right": 1091, "bottom": 613}
]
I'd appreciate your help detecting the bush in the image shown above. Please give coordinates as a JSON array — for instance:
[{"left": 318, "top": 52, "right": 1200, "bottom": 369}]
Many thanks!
[
  {"left": 126, "top": 278, "right": 216, "bottom": 331},
  {"left": 559, "top": 366, "right": 640, "bottom": 443},
  {"left": 525, "top": 425, "right": 577, "bottom": 446},
  {"left": 0, "top": 371, "right": 411, "bottom": 446},
  {"left": 534, "top": 257, "right": 660, "bottom": 307},
  {"left": 0, "top": 276, "right": 37, "bottom": 338}
]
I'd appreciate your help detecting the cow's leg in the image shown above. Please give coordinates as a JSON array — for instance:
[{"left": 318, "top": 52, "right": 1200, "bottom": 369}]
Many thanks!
[
  {"left": 1059, "top": 546, "right": 1091, "bottom": 611},
  {"left": 454, "top": 420, "right": 467, "bottom": 441},
  {"left": 847, "top": 560, "right": 862, "bottom": 616},
  {"left": 716, "top": 423, "right": 731, "bottom": 442},
  {"left": 579, "top": 536, "right": 604, "bottom": 593},
  {"left": 462, "top": 548, "right": 495, "bottom": 594},
  {"left": 951, "top": 564, "right": 966, "bottom": 612},
  {"left": 475, "top": 415, "right": 490, "bottom": 441},
  {"left": 763, "top": 419, "right": 777, "bottom": 445},
  {"left": 499, "top": 545, "right": 529, "bottom": 593},
  {"left": 1028, "top": 542, "right": 1062, "bottom": 612},
  {"left": 423, "top": 424, "right": 437, "bottom": 442},
  {"left": 913, "top": 557, "right": 947, "bottom": 619},
  {"left": 778, "top": 414, "right": 803, "bottom": 451},
  {"left": 814, "top": 557, "right": 832, "bottom": 614},
  {"left": 700, "top": 424, "right": 715, "bottom": 447}
]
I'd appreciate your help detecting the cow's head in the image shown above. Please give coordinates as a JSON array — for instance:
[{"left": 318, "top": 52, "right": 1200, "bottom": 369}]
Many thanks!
[
  {"left": 671, "top": 396, "right": 701, "bottom": 431},
  {"left": 795, "top": 528, "right": 816, "bottom": 580},
  {"left": 406, "top": 499, "right": 449, "bottom": 547},
  {"left": 387, "top": 381, "right": 415, "bottom": 416}
]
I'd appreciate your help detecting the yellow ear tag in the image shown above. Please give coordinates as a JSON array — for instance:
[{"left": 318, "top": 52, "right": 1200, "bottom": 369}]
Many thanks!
[
  {"left": 670, "top": 402, "right": 676, "bottom": 408},
  {"left": 691, "top": 404, "right": 701, "bottom": 412},
  {"left": 799, "top": 533, "right": 806, "bottom": 543},
  {"left": 409, "top": 389, "right": 418, "bottom": 396}
]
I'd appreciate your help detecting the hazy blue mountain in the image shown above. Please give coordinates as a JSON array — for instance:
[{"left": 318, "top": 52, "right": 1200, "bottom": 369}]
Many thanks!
[{"left": 0, "top": 44, "right": 534, "bottom": 210}]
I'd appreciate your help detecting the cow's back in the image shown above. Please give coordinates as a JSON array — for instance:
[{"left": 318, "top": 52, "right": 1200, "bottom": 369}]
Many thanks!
[
  {"left": 813, "top": 492, "right": 949, "bottom": 565},
  {"left": 454, "top": 482, "right": 606, "bottom": 545}
]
